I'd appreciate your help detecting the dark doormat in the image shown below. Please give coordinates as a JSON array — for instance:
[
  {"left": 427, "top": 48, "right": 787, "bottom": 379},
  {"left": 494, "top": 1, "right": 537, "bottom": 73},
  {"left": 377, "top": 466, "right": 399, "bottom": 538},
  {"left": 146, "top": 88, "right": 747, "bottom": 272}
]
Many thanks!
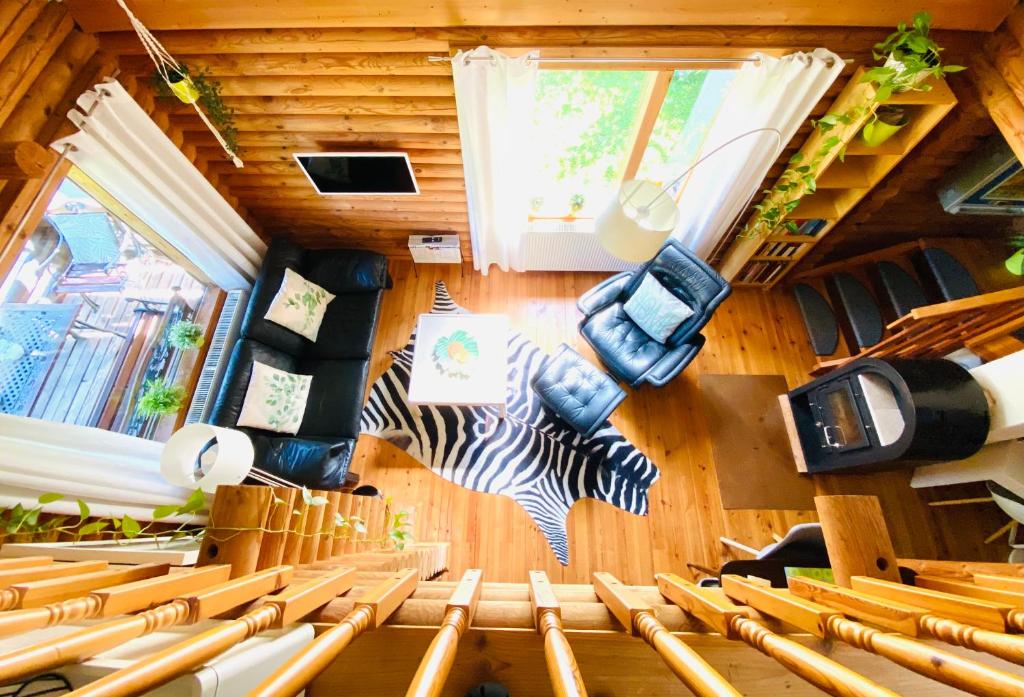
[{"left": 698, "top": 374, "right": 815, "bottom": 511}]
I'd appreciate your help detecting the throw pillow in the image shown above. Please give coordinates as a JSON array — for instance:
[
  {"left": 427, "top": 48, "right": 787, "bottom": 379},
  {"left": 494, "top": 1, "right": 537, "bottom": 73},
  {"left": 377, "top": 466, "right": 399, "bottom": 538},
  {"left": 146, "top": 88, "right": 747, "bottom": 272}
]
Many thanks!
[
  {"left": 264, "top": 268, "right": 336, "bottom": 342},
  {"left": 623, "top": 273, "right": 694, "bottom": 343},
  {"left": 237, "top": 361, "right": 313, "bottom": 434}
]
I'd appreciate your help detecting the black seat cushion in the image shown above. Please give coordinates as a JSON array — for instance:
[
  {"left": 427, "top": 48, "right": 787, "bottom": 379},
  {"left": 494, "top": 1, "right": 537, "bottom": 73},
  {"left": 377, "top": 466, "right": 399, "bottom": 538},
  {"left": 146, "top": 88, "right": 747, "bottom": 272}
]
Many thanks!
[
  {"left": 305, "top": 290, "right": 384, "bottom": 360},
  {"left": 296, "top": 358, "right": 370, "bottom": 439},
  {"left": 249, "top": 435, "right": 355, "bottom": 489},
  {"left": 530, "top": 343, "right": 626, "bottom": 438},
  {"left": 827, "top": 273, "right": 884, "bottom": 349},
  {"left": 303, "top": 249, "right": 391, "bottom": 294},
  {"left": 580, "top": 304, "right": 667, "bottom": 385},
  {"left": 914, "top": 247, "right": 980, "bottom": 302},
  {"left": 874, "top": 261, "right": 928, "bottom": 318},
  {"left": 792, "top": 284, "right": 839, "bottom": 356}
]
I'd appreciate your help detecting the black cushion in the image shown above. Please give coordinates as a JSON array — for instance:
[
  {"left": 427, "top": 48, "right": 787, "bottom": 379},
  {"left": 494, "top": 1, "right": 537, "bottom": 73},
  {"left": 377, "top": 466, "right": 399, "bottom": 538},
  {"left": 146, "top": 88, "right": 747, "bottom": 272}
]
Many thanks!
[
  {"left": 303, "top": 249, "right": 390, "bottom": 294},
  {"left": 296, "top": 358, "right": 370, "bottom": 439},
  {"left": 793, "top": 283, "right": 839, "bottom": 356},
  {"left": 530, "top": 344, "right": 626, "bottom": 438},
  {"left": 249, "top": 435, "right": 355, "bottom": 489},
  {"left": 874, "top": 261, "right": 928, "bottom": 318},
  {"left": 580, "top": 304, "right": 667, "bottom": 385},
  {"left": 306, "top": 290, "right": 384, "bottom": 360},
  {"left": 914, "top": 247, "right": 980, "bottom": 302},
  {"left": 827, "top": 273, "right": 884, "bottom": 349}
]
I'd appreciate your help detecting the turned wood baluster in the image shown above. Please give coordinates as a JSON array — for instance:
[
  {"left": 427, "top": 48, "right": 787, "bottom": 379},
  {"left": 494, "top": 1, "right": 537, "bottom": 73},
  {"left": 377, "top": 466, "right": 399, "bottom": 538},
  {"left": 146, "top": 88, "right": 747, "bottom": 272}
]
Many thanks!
[
  {"left": 405, "top": 569, "right": 482, "bottom": 697},
  {"left": 593, "top": 572, "right": 740, "bottom": 697},
  {"left": 64, "top": 567, "right": 356, "bottom": 697},
  {"left": 790, "top": 575, "right": 1024, "bottom": 665},
  {"left": 0, "top": 560, "right": 109, "bottom": 608},
  {"left": 0, "top": 565, "right": 293, "bottom": 684},
  {"left": 657, "top": 573, "right": 897, "bottom": 697},
  {"left": 724, "top": 575, "right": 1024, "bottom": 697},
  {"left": 249, "top": 568, "right": 419, "bottom": 697},
  {"left": 529, "top": 571, "right": 587, "bottom": 697},
  {"left": 0, "top": 562, "right": 165, "bottom": 612},
  {"left": 0, "top": 566, "right": 231, "bottom": 637}
]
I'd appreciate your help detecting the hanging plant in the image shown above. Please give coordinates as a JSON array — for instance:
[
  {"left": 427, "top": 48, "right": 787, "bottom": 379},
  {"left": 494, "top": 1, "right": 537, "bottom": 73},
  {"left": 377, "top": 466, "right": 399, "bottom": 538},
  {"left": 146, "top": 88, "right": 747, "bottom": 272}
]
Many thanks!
[
  {"left": 152, "top": 64, "right": 239, "bottom": 157},
  {"left": 568, "top": 193, "right": 586, "bottom": 215},
  {"left": 137, "top": 378, "right": 188, "bottom": 418},
  {"left": 166, "top": 320, "right": 205, "bottom": 350},
  {"left": 741, "top": 11, "right": 964, "bottom": 239}
]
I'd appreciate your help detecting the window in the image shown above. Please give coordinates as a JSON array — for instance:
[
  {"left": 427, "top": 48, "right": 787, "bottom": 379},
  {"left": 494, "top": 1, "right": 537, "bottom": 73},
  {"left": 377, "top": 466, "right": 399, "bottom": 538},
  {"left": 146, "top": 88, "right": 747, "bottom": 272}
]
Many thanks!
[
  {"left": 527, "top": 66, "right": 737, "bottom": 224},
  {"left": 0, "top": 174, "right": 218, "bottom": 441}
]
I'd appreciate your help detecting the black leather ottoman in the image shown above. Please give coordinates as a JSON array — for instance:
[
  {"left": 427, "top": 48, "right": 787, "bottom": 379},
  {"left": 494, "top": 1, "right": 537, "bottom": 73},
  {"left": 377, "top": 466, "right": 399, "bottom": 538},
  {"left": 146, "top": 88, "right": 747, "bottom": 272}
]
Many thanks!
[{"left": 530, "top": 343, "right": 626, "bottom": 438}]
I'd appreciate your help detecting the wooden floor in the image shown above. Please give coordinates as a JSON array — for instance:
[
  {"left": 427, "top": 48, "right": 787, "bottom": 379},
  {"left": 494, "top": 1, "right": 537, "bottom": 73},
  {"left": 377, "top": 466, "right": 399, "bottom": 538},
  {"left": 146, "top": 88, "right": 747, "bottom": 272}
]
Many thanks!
[{"left": 350, "top": 260, "right": 1008, "bottom": 584}]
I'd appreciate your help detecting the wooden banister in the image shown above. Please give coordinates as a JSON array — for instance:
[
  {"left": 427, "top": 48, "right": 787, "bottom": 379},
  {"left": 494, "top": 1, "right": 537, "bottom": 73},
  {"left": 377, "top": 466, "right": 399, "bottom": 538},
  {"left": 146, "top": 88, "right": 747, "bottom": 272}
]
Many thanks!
[
  {"left": 66, "top": 567, "right": 356, "bottom": 697},
  {"left": 249, "top": 568, "right": 419, "bottom": 697},
  {"left": 724, "top": 575, "right": 1024, "bottom": 697},
  {"left": 0, "top": 562, "right": 167, "bottom": 611},
  {"left": 405, "top": 569, "right": 482, "bottom": 697},
  {"left": 658, "top": 573, "right": 898, "bottom": 697},
  {"left": 593, "top": 572, "right": 741, "bottom": 697},
  {"left": 529, "top": 570, "right": 588, "bottom": 697},
  {"left": 790, "top": 576, "right": 1024, "bottom": 666},
  {"left": 851, "top": 575, "right": 1020, "bottom": 632},
  {"left": 0, "top": 565, "right": 292, "bottom": 683}
]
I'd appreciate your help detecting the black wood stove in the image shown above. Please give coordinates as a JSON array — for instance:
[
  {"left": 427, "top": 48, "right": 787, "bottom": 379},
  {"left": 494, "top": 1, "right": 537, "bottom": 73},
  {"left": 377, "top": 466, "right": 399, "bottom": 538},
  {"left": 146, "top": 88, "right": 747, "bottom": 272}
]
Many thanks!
[{"left": 787, "top": 358, "right": 989, "bottom": 474}]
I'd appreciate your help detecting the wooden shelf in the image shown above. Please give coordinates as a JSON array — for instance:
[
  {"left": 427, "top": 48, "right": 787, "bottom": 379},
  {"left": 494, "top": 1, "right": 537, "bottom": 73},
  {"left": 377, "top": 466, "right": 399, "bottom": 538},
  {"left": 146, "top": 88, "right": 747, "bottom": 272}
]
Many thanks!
[{"left": 717, "top": 67, "right": 957, "bottom": 289}]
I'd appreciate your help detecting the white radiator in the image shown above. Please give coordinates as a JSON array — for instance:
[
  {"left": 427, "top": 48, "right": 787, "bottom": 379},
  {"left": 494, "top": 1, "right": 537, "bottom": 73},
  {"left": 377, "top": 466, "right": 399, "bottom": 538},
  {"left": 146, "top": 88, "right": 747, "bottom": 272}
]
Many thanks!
[
  {"left": 521, "top": 223, "right": 640, "bottom": 272},
  {"left": 185, "top": 289, "right": 248, "bottom": 425}
]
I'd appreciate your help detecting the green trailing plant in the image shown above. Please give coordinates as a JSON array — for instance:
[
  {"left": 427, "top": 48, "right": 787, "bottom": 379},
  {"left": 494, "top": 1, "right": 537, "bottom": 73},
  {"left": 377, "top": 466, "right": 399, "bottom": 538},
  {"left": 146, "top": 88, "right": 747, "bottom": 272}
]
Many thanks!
[
  {"left": 137, "top": 378, "right": 188, "bottom": 418},
  {"left": 741, "top": 11, "right": 964, "bottom": 240},
  {"left": 0, "top": 489, "right": 206, "bottom": 545},
  {"left": 167, "top": 320, "right": 205, "bottom": 350},
  {"left": 152, "top": 64, "right": 239, "bottom": 154}
]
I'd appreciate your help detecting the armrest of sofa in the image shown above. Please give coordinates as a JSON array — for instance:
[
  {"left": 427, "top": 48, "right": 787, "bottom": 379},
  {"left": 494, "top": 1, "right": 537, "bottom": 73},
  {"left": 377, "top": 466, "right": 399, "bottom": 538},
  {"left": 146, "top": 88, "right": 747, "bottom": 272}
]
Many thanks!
[
  {"left": 577, "top": 272, "right": 632, "bottom": 316},
  {"left": 250, "top": 435, "right": 355, "bottom": 490},
  {"left": 644, "top": 333, "right": 706, "bottom": 387}
]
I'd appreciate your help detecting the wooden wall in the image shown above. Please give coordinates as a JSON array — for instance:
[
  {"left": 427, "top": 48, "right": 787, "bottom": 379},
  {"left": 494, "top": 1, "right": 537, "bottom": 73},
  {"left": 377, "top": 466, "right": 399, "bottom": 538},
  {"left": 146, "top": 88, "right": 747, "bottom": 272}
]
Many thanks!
[{"left": 0, "top": 0, "right": 105, "bottom": 280}]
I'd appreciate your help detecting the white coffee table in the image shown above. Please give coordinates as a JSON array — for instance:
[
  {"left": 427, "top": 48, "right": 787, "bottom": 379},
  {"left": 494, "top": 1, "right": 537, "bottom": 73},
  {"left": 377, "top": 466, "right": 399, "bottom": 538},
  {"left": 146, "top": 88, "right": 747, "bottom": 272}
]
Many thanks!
[{"left": 407, "top": 313, "right": 509, "bottom": 416}]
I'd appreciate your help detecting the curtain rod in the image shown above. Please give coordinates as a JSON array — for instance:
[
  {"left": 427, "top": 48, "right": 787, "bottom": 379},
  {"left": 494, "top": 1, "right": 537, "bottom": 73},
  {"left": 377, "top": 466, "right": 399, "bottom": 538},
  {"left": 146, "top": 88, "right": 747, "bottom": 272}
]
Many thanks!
[{"left": 428, "top": 55, "right": 853, "bottom": 65}]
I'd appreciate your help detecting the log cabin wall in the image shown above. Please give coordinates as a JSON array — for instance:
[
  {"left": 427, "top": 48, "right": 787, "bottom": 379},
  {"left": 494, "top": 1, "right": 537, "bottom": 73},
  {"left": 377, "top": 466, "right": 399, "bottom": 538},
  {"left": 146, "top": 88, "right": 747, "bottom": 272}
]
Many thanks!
[{"left": 12, "top": 1, "right": 1020, "bottom": 266}]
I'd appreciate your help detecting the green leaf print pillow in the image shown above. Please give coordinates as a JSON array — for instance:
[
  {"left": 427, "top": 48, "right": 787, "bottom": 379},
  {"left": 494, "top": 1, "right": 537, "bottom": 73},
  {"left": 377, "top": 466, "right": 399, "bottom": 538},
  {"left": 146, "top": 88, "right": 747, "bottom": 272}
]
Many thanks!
[
  {"left": 237, "top": 361, "right": 313, "bottom": 434},
  {"left": 264, "top": 268, "right": 336, "bottom": 341}
]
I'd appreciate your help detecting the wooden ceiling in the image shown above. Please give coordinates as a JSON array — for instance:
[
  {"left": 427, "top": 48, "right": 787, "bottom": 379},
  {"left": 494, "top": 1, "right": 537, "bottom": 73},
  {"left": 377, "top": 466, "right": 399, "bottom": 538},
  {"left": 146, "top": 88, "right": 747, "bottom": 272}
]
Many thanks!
[{"left": 62, "top": 1, "right": 1019, "bottom": 260}]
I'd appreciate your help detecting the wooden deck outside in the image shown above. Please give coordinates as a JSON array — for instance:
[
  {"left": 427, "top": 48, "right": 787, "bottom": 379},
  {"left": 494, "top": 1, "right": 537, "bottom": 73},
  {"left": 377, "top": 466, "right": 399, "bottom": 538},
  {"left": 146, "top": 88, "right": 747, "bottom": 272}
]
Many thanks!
[{"left": 7, "top": 257, "right": 205, "bottom": 430}]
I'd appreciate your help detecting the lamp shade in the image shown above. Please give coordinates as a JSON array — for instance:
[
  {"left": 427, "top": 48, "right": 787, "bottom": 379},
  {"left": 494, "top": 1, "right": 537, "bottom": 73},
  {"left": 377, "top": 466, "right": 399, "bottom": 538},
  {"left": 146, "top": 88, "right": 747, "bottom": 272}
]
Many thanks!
[
  {"left": 596, "top": 180, "right": 679, "bottom": 262},
  {"left": 160, "top": 423, "right": 254, "bottom": 493}
]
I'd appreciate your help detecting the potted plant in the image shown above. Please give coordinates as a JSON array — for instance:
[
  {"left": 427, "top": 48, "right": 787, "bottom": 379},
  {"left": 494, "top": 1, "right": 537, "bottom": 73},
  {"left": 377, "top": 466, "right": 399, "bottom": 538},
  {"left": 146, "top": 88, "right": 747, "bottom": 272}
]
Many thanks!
[
  {"left": 167, "top": 320, "right": 205, "bottom": 350},
  {"left": 568, "top": 193, "right": 585, "bottom": 218},
  {"left": 863, "top": 11, "right": 965, "bottom": 101},
  {"left": 861, "top": 105, "right": 910, "bottom": 147},
  {"left": 137, "top": 379, "right": 188, "bottom": 419},
  {"left": 165, "top": 65, "right": 201, "bottom": 105},
  {"left": 1007, "top": 236, "right": 1024, "bottom": 276},
  {"left": 153, "top": 64, "right": 239, "bottom": 155}
]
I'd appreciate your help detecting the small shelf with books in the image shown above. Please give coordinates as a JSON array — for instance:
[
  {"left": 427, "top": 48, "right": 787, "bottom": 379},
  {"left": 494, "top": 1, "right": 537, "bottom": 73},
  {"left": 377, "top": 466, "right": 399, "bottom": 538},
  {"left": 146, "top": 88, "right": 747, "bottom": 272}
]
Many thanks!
[{"left": 718, "top": 68, "right": 957, "bottom": 289}]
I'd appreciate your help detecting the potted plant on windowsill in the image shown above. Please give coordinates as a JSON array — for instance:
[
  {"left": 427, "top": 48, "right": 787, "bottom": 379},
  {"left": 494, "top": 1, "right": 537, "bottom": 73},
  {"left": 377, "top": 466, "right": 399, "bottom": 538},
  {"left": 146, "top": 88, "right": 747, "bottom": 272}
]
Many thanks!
[
  {"left": 137, "top": 378, "right": 188, "bottom": 419},
  {"left": 167, "top": 320, "right": 205, "bottom": 350},
  {"left": 565, "top": 193, "right": 585, "bottom": 221}
]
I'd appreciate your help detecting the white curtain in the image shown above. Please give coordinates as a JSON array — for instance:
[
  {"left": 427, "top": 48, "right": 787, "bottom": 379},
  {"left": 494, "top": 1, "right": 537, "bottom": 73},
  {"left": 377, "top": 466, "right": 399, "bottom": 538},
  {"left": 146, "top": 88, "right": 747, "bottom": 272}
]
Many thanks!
[
  {"left": 452, "top": 47, "right": 538, "bottom": 275},
  {"left": 0, "top": 415, "right": 203, "bottom": 523},
  {"left": 673, "top": 49, "right": 844, "bottom": 259},
  {"left": 51, "top": 79, "right": 265, "bottom": 290}
]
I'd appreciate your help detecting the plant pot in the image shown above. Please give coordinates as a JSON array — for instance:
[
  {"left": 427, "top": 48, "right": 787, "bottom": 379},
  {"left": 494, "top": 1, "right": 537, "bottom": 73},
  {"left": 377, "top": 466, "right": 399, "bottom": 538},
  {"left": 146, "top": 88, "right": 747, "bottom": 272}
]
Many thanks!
[
  {"left": 1007, "top": 249, "right": 1024, "bottom": 276},
  {"left": 884, "top": 52, "right": 933, "bottom": 92},
  {"left": 861, "top": 107, "right": 909, "bottom": 147},
  {"left": 167, "top": 71, "right": 200, "bottom": 105}
]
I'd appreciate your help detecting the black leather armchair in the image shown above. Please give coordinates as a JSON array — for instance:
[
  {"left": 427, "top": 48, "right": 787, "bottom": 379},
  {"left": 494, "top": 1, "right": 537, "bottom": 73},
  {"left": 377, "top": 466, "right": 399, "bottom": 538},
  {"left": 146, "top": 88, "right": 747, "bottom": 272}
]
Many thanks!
[
  {"left": 208, "top": 239, "right": 390, "bottom": 489},
  {"left": 577, "top": 239, "right": 730, "bottom": 387}
]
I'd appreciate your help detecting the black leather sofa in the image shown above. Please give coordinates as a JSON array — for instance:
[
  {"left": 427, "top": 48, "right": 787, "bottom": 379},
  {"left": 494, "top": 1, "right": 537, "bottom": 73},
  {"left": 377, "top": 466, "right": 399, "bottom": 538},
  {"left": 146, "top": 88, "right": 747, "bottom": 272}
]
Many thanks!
[{"left": 208, "top": 239, "right": 390, "bottom": 489}]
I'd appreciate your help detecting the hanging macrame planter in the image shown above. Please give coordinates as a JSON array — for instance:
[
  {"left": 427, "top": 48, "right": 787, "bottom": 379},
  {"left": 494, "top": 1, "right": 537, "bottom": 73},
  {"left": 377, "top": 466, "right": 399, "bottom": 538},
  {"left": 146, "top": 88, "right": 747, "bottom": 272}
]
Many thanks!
[{"left": 115, "top": 0, "right": 243, "bottom": 168}]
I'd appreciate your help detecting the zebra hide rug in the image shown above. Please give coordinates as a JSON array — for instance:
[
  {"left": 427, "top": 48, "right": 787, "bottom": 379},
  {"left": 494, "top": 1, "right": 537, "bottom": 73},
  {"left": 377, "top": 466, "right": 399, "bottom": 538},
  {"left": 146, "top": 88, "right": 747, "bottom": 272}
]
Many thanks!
[{"left": 359, "top": 281, "right": 660, "bottom": 565}]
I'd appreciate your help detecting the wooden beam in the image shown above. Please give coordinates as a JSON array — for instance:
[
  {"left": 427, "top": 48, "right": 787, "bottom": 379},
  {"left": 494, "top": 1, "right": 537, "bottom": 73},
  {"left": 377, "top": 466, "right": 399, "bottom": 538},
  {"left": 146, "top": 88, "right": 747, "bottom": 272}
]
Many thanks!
[
  {"left": 815, "top": 495, "right": 901, "bottom": 587},
  {"left": 165, "top": 96, "right": 457, "bottom": 116},
  {"left": 223, "top": 174, "right": 464, "bottom": 190},
  {"left": 67, "top": 0, "right": 1017, "bottom": 32},
  {"left": 972, "top": 54, "right": 1024, "bottom": 165},
  {"left": 0, "top": 141, "right": 54, "bottom": 178},
  {"left": 623, "top": 71, "right": 673, "bottom": 180},
  {"left": 173, "top": 114, "right": 459, "bottom": 134},
  {"left": 117, "top": 52, "right": 451, "bottom": 76},
  {"left": 218, "top": 147, "right": 461, "bottom": 165},
  {"left": 0, "top": 3, "right": 73, "bottom": 127},
  {"left": 197, "top": 75, "right": 454, "bottom": 97}
]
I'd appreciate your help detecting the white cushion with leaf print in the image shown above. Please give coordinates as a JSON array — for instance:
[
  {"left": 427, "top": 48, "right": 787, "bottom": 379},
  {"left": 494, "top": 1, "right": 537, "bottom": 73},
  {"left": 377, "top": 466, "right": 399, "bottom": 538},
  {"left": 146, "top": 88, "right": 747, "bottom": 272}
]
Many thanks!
[
  {"left": 264, "top": 268, "right": 336, "bottom": 342},
  {"left": 237, "top": 361, "right": 313, "bottom": 434}
]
